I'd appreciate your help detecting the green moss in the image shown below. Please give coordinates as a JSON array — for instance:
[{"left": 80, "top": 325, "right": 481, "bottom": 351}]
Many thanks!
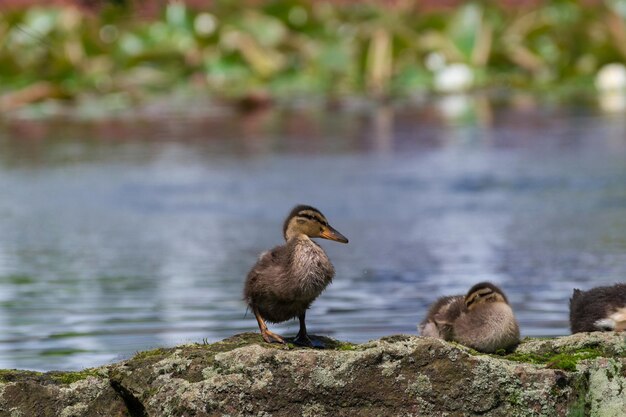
[
  {"left": 501, "top": 348, "right": 603, "bottom": 371},
  {"left": 50, "top": 369, "right": 100, "bottom": 384},
  {"left": 316, "top": 337, "right": 356, "bottom": 351},
  {"left": 0, "top": 369, "right": 42, "bottom": 383},
  {"left": 133, "top": 347, "right": 170, "bottom": 360},
  {"left": 567, "top": 392, "right": 589, "bottom": 417},
  {"left": 507, "top": 391, "right": 522, "bottom": 406},
  {"left": 568, "top": 404, "right": 587, "bottom": 417},
  {"left": 0, "top": 369, "right": 96, "bottom": 386},
  {"left": 337, "top": 343, "right": 357, "bottom": 351},
  {"left": 566, "top": 375, "right": 590, "bottom": 417},
  {"left": 522, "top": 336, "right": 553, "bottom": 342}
]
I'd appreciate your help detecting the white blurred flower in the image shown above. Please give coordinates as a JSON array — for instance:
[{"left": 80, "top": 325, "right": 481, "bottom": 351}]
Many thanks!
[
  {"left": 425, "top": 52, "right": 446, "bottom": 72},
  {"left": 598, "top": 92, "right": 626, "bottom": 113},
  {"left": 120, "top": 34, "right": 143, "bottom": 55},
  {"left": 194, "top": 13, "right": 217, "bottom": 37},
  {"left": 166, "top": 3, "right": 187, "bottom": 27},
  {"left": 434, "top": 63, "right": 474, "bottom": 93},
  {"left": 437, "top": 94, "right": 471, "bottom": 120},
  {"left": 595, "top": 63, "right": 626, "bottom": 92}
]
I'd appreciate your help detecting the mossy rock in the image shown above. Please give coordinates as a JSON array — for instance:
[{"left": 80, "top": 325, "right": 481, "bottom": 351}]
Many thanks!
[
  {"left": 0, "top": 332, "right": 625, "bottom": 416},
  {"left": 0, "top": 367, "right": 129, "bottom": 417},
  {"left": 105, "top": 332, "right": 625, "bottom": 416}
]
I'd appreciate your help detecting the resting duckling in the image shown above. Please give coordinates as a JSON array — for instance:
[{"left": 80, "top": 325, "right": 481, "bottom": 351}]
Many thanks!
[
  {"left": 419, "top": 282, "right": 520, "bottom": 353},
  {"left": 244, "top": 205, "right": 348, "bottom": 347},
  {"left": 570, "top": 283, "right": 626, "bottom": 333}
]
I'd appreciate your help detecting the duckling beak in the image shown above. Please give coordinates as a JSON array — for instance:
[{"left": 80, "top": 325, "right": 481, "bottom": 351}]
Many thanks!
[{"left": 319, "top": 225, "right": 349, "bottom": 243}]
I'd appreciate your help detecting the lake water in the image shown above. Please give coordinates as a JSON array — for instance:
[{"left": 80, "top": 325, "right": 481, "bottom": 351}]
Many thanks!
[{"left": 1, "top": 95, "right": 626, "bottom": 371}]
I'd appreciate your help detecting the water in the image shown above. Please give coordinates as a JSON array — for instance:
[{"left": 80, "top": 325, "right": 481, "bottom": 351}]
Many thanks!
[{"left": 1, "top": 96, "right": 626, "bottom": 371}]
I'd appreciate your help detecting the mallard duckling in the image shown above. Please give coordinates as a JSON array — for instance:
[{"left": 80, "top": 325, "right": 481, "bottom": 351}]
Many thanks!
[
  {"left": 244, "top": 205, "right": 348, "bottom": 347},
  {"left": 570, "top": 283, "right": 626, "bottom": 333},
  {"left": 418, "top": 282, "right": 520, "bottom": 353}
]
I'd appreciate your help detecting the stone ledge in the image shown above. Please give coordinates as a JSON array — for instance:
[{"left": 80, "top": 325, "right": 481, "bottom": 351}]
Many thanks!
[{"left": 0, "top": 332, "right": 624, "bottom": 417}]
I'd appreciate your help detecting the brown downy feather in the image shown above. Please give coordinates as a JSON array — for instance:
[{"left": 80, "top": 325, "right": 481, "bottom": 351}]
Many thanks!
[
  {"left": 243, "top": 205, "right": 346, "bottom": 324},
  {"left": 418, "top": 295, "right": 464, "bottom": 339},
  {"left": 419, "top": 282, "right": 520, "bottom": 353},
  {"left": 570, "top": 283, "right": 626, "bottom": 333}
]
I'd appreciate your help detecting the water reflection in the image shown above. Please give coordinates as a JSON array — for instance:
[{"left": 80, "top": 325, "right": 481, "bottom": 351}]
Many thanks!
[{"left": 0, "top": 95, "right": 626, "bottom": 370}]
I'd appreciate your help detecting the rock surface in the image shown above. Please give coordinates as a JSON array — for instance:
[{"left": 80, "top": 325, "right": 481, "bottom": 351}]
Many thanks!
[
  {"left": 0, "top": 368, "right": 128, "bottom": 417},
  {"left": 0, "top": 332, "right": 624, "bottom": 417}
]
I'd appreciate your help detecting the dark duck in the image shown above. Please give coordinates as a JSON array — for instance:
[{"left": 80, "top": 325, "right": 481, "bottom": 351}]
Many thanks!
[
  {"left": 419, "top": 282, "right": 520, "bottom": 353},
  {"left": 570, "top": 283, "right": 626, "bottom": 333},
  {"left": 244, "top": 205, "right": 348, "bottom": 347}
]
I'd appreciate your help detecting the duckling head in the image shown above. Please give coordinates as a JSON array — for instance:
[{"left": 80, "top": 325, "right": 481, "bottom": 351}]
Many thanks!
[
  {"left": 283, "top": 205, "right": 349, "bottom": 243},
  {"left": 464, "top": 282, "right": 508, "bottom": 310}
]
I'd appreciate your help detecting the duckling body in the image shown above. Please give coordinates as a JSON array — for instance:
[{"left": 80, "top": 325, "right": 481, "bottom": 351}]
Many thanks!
[
  {"left": 453, "top": 300, "right": 520, "bottom": 353},
  {"left": 244, "top": 205, "right": 348, "bottom": 347},
  {"left": 419, "top": 282, "right": 520, "bottom": 353},
  {"left": 419, "top": 295, "right": 463, "bottom": 340},
  {"left": 245, "top": 235, "right": 335, "bottom": 323},
  {"left": 570, "top": 283, "right": 626, "bottom": 333}
]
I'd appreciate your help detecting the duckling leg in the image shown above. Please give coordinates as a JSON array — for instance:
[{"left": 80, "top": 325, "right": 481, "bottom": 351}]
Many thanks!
[
  {"left": 294, "top": 313, "right": 325, "bottom": 348},
  {"left": 253, "top": 306, "right": 285, "bottom": 344}
]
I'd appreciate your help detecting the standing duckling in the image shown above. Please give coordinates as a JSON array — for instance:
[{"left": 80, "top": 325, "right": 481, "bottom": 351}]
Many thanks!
[
  {"left": 570, "top": 283, "right": 626, "bottom": 333},
  {"left": 419, "top": 282, "right": 520, "bottom": 353},
  {"left": 244, "top": 205, "right": 348, "bottom": 347}
]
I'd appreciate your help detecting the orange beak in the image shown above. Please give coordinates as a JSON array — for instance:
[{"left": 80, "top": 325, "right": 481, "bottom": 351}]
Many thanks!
[{"left": 319, "top": 225, "right": 349, "bottom": 243}]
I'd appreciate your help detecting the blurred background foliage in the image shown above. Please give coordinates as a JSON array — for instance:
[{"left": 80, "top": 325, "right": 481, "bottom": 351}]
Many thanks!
[{"left": 1, "top": 0, "right": 626, "bottom": 111}]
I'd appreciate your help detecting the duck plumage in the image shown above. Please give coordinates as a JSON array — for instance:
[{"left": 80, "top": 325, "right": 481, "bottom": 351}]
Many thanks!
[
  {"left": 245, "top": 235, "right": 335, "bottom": 323},
  {"left": 570, "top": 283, "right": 626, "bottom": 333},
  {"left": 419, "top": 282, "right": 520, "bottom": 353},
  {"left": 243, "top": 205, "right": 348, "bottom": 347}
]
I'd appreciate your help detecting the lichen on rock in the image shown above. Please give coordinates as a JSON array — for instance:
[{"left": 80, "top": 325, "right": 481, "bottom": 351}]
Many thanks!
[
  {"left": 585, "top": 358, "right": 626, "bottom": 417},
  {"left": 0, "top": 332, "right": 625, "bottom": 416}
]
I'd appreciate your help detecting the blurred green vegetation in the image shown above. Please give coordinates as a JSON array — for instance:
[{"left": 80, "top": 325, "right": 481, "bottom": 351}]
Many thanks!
[{"left": 1, "top": 0, "right": 626, "bottom": 110}]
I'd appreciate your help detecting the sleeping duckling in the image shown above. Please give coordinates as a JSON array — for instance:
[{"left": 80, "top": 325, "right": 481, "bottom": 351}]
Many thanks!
[
  {"left": 419, "top": 282, "right": 520, "bottom": 353},
  {"left": 244, "top": 205, "right": 348, "bottom": 347},
  {"left": 570, "top": 283, "right": 626, "bottom": 333}
]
